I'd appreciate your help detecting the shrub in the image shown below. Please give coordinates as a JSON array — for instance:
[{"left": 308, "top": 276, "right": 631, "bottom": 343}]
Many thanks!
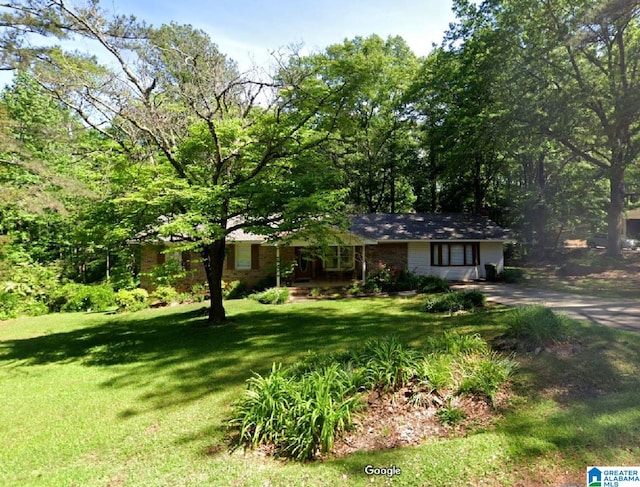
[
  {"left": 501, "top": 267, "right": 525, "bottom": 283},
  {"left": 250, "top": 287, "right": 289, "bottom": 305},
  {"left": 222, "top": 280, "right": 247, "bottom": 300},
  {"left": 0, "top": 291, "right": 19, "bottom": 320},
  {"left": 150, "top": 285, "right": 179, "bottom": 306},
  {"left": 416, "top": 275, "right": 450, "bottom": 293},
  {"left": 115, "top": 288, "right": 149, "bottom": 312},
  {"left": 19, "top": 300, "right": 49, "bottom": 317},
  {"left": 52, "top": 284, "right": 115, "bottom": 312},
  {"left": 365, "top": 262, "right": 419, "bottom": 292},
  {"left": 190, "top": 283, "right": 208, "bottom": 302},
  {"left": 423, "top": 290, "right": 486, "bottom": 313},
  {"left": 505, "top": 305, "right": 573, "bottom": 345}
]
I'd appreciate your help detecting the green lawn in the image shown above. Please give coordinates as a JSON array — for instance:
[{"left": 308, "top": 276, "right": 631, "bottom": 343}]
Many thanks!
[{"left": 1, "top": 297, "right": 639, "bottom": 486}]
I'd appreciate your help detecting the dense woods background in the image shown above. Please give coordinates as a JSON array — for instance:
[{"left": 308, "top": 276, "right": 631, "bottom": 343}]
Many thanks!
[{"left": 0, "top": 0, "right": 638, "bottom": 322}]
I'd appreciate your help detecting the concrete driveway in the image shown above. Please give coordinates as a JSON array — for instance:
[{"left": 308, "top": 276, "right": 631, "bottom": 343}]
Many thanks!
[{"left": 454, "top": 283, "right": 640, "bottom": 333}]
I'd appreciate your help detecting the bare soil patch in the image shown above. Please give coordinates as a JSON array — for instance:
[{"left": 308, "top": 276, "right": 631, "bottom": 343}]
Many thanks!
[{"left": 329, "top": 388, "right": 509, "bottom": 458}]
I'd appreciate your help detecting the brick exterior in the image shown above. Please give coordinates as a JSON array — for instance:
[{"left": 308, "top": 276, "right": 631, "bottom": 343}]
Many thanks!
[
  {"left": 139, "top": 243, "right": 295, "bottom": 291},
  {"left": 364, "top": 242, "right": 408, "bottom": 271}
]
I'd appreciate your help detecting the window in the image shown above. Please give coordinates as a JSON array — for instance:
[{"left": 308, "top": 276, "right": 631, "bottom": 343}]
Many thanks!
[
  {"left": 235, "top": 243, "right": 252, "bottom": 270},
  {"left": 324, "top": 246, "right": 355, "bottom": 270},
  {"left": 431, "top": 243, "right": 479, "bottom": 266}
]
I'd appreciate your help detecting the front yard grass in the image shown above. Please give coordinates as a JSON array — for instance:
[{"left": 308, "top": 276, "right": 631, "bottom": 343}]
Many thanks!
[{"left": 1, "top": 297, "right": 639, "bottom": 486}]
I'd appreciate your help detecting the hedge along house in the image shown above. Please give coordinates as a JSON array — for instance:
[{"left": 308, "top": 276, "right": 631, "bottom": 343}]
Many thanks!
[{"left": 138, "top": 213, "right": 511, "bottom": 290}]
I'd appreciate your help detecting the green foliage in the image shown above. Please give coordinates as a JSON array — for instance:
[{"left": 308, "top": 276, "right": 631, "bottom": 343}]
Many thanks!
[
  {"left": 233, "top": 363, "right": 362, "bottom": 460},
  {"left": 144, "top": 258, "right": 187, "bottom": 288},
  {"left": 412, "top": 354, "right": 455, "bottom": 391},
  {"left": 150, "top": 285, "right": 179, "bottom": 306},
  {"left": 0, "top": 291, "right": 19, "bottom": 320},
  {"left": 49, "top": 283, "right": 115, "bottom": 313},
  {"left": 416, "top": 275, "right": 451, "bottom": 293},
  {"left": 436, "top": 404, "right": 467, "bottom": 426},
  {"left": 352, "top": 336, "right": 418, "bottom": 392},
  {"left": 114, "top": 288, "right": 149, "bottom": 312},
  {"left": 505, "top": 305, "right": 573, "bottom": 346},
  {"left": 423, "top": 290, "right": 486, "bottom": 313},
  {"left": 501, "top": 267, "right": 525, "bottom": 283},
  {"left": 250, "top": 287, "right": 289, "bottom": 305},
  {"left": 234, "top": 334, "right": 515, "bottom": 460},
  {"left": 458, "top": 353, "right": 517, "bottom": 405},
  {"left": 424, "top": 331, "right": 489, "bottom": 356},
  {"left": 364, "top": 262, "right": 420, "bottom": 292},
  {"left": 222, "top": 280, "right": 247, "bottom": 300}
]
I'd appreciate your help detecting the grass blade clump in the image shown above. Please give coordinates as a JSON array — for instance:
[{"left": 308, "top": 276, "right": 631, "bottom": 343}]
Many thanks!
[
  {"left": 506, "top": 305, "right": 573, "bottom": 346},
  {"left": 425, "top": 331, "right": 488, "bottom": 356},
  {"left": 233, "top": 363, "right": 362, "bottom": 460},
  {"left": 353, "top": 336, "right": 418, "bottom": 391},
  {"left": 458, "top": 352, "right": 517, "bottom": 405}
]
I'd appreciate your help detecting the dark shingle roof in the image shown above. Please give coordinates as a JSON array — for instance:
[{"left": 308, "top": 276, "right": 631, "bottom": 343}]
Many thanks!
[{"left": 349, "top": 213, "right": 511, "bottom": 241}]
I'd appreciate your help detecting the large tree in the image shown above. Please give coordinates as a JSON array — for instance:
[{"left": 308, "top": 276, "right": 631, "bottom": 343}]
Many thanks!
[
  {"left": 0, "top": 0, "right": 347, "bottom": 324},
  {"left": 294, "top": 35, "right": 419, "bottom": 213},
  {"left": 493, "top": 0, "right": 640, "bottom": 256}
]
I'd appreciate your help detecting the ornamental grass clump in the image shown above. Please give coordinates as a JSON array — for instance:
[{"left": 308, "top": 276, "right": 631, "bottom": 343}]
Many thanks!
[
  {"left": 458, "top": 352, "right": 517, "bottom": 405},
  {"left": 506, "top": 305, "right": 573, "bottom": 346},
  {"left": 352, "top": 336, "right": 418, "bottom": 391},
  {"left": 233, "top": 363, "right": 362, "bottom": 461}
]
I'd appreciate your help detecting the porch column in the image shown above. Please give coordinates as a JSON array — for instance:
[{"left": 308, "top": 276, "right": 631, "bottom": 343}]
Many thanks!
[
  {"left": 276, "top": 245, "right": 281, "bottom": 288},
  {"left": 361, "top": 245, "right": 366, "bottom": 285}
]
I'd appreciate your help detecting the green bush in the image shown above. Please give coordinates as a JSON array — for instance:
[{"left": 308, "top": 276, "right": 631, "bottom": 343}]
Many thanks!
[
  {"left": 150, "top": 285, "right": 179, "bottom": 306},
  {"left": 115, "top": 288, "right": 149, "bottom": 312},
  {"left": 423, "top": 290, "right": 486, "bottom": 313},
  {"left": 501, "top": 267, "right": 525, "bottom": 283},
  {"left": 50, "top": 283, "right": 115, "bottom": 313},
  {"left": 0, "top": 291, "right": 19, "bottom": 320},
  {"left": 364, "top": 262, "right": 419, "bottom": 292},
  {"left": 250, "top": 287, "right": 289, "bottom": 305},
  {"left": 19, "top": 300, "right": 49, "bottom": 317},
  {"left": 222, "top": 280, "right": 247, "bottom": 300},
  {"left": 416, "top": 275, "right": 450, "bottom": 293},
  {"left": 190, "top": 283, "right": 208, "bottom": 302},
  {"left": 505, "top": 305, "right": 573, "bottom": 345}
]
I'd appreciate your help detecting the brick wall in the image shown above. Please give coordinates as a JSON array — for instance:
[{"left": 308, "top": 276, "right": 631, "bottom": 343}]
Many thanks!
[
  {"left": 365, "top": 242, "right": 408, "bottom": 271},
  {"left": 139, "top": 243, "right": 288, "bottom": 291}
]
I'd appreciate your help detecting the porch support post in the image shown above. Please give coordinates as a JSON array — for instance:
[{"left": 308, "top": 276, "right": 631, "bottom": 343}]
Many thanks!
[
  {"left": 361, "top": 244, "right": 366, "bottom": 285},
  {"left": 276, "top": 245, "right": 281, "bottom": 288}
]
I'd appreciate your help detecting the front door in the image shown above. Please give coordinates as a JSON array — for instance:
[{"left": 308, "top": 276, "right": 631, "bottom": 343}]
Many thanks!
[{"left": 294, "top": 247, "right": 314, "bottom": 281}]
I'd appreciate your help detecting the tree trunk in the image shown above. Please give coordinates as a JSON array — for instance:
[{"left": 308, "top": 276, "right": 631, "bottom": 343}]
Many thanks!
[
  {"left": 606, "top": 164, "right": 625, "bottom": 258},
  {"left": 201, "top": 239, "right": 227, "bottom": 325}
]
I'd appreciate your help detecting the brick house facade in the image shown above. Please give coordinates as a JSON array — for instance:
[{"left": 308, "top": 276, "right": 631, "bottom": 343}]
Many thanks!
[{"left": 137, "top": 214, "right": 511, "bottom": 291}]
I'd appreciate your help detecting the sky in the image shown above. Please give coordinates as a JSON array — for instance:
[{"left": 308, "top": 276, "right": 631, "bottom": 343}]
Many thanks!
[{"left": 105, "top": 0, "right": 457, "bottom": 70}]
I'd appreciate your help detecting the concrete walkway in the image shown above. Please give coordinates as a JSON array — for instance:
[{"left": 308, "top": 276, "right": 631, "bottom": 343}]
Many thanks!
[{"left": 453, "top": 283, "right": 640, "bottom": 333}]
